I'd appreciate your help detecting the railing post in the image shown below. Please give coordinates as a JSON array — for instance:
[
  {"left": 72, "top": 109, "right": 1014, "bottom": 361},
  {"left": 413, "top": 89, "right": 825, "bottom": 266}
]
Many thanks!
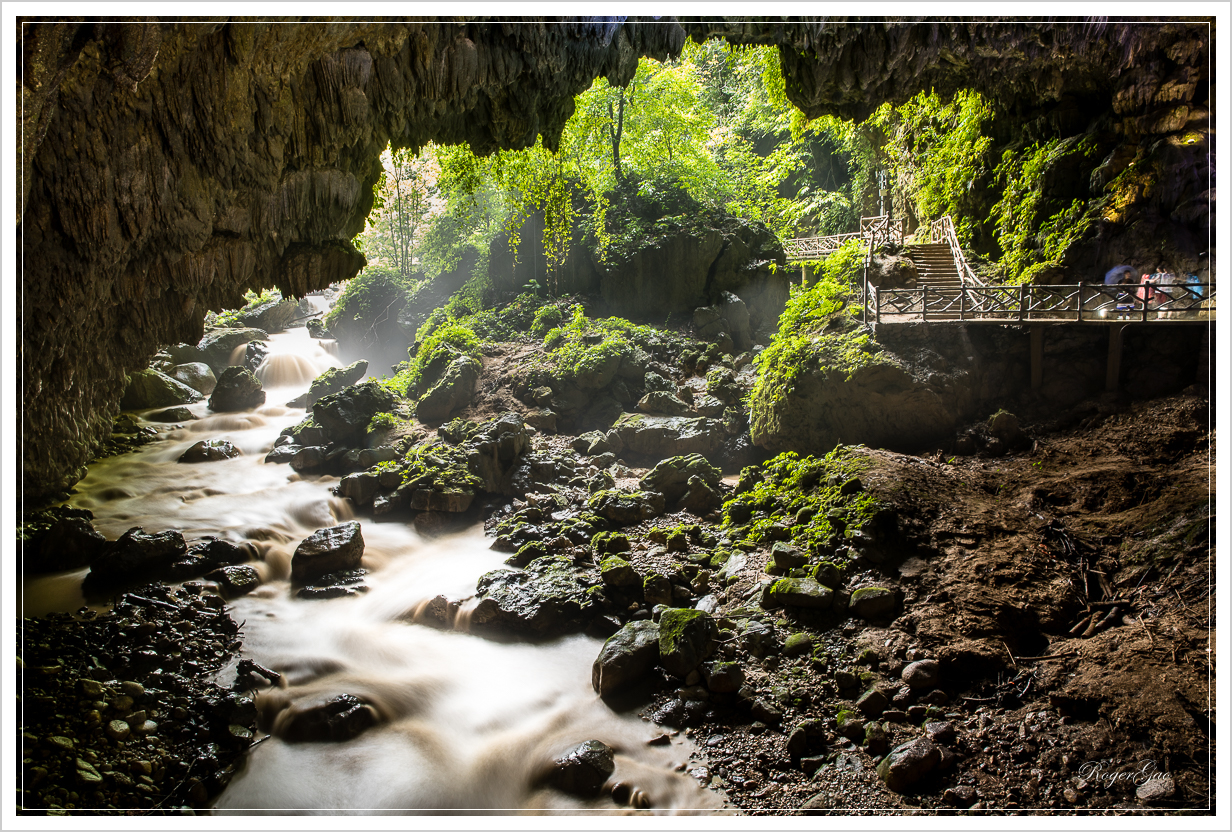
[
  {"left": 922, "top": 286, "right": 928, "bottom": 321},
  {"left": 960, "top": 286, "right": 966, "bottom": 320},
  {"left": 1018, "top": 284, "right": 1026, "bottom": 322}
]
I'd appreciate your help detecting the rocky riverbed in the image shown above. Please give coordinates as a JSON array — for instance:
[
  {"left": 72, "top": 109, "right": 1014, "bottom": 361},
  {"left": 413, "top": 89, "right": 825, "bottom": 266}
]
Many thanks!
[{"left": 17, "top": 309, "right": 1213, "bottom": 815}]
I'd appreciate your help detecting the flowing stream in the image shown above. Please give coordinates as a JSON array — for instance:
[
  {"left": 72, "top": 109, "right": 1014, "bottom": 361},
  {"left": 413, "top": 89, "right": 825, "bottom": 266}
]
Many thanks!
[{"left": 24, "top": 320, "right": 724, "bottom": 815}]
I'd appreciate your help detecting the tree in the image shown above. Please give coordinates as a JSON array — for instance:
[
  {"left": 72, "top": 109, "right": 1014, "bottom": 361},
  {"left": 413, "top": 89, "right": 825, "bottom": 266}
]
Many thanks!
[{"left": 359, "top": 146, "right": 438, "bottom": 277}]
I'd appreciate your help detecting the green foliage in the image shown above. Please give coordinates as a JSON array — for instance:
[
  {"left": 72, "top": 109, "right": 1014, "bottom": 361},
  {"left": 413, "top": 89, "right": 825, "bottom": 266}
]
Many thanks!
[
  {"left": 367, "top": 412, "right": 401, "bottom": 433},
  {"left": 324, "top": 266, "right": 418, "bottom": 331},
  {"left": 870, "top": 89, "right": 994, "bottom": 244},
  {"left": 719, "top": 448, "right": 880, "bottom": 563},
  {"left": 205, "top": 288, "right": 279, "bottom": 328},
  {"left": 990, "top": 136, "right": 1101, "bottom": 282},
  {"left": 530, "top": 304, "right": 563, "bottom": 338},
  {"left": 512, "top": 304, "right": 680, "bottom": 391},
  {"left": 749, "top": 241, "right": 872, "bottom": 415}
]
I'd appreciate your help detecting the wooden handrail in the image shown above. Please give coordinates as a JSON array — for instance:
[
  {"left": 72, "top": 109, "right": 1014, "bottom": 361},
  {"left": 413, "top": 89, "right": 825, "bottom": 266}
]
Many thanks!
[{"left": 867, "top": 283, "right": 1214, "bottom": 325}]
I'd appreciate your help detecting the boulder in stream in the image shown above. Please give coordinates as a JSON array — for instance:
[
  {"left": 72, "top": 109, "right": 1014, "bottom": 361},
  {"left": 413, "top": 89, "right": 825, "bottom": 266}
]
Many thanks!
[
  {"left": 87, "top": 527, "right": 188, "bottom": 586},
  {"left": 170, "top": 362, "right": 218, "bottom": 395},
  {"left": 121, "top": 370, "right": 202, "bottom": 410},
  {"left": 591, "top": 619, "right": 660, "bottom": 696},
  {"left": 312, "top": 382, "right": 396, "bottom": 445},
  {"left": 178, "top": 439, "right": 242, "bottom": 463},
  {"left": 291, "top": 522, "right": 364, "bottom": 584},
  {"left": 544, "top": 740, "right": 616, "bottom": 797},
  {"left": 470, "top": 556, "right": 602, "bottom": 637},
  {"left": 286, "top": 360, "right": 368, "bottom": 408},
  {"left": 209, "top": 367, "right": 266, "bottom": 412}
]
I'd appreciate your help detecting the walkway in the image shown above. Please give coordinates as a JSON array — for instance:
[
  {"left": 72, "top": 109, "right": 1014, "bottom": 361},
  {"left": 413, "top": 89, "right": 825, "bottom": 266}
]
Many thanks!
[{"left": 785, "top": 215, "right": 1215, "bottom": 392}]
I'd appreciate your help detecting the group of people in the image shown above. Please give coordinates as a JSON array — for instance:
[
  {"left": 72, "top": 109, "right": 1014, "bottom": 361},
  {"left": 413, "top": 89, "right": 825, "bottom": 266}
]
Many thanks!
[{"left": 1103, "top": 264, "right": 1201, "bottom": 310}]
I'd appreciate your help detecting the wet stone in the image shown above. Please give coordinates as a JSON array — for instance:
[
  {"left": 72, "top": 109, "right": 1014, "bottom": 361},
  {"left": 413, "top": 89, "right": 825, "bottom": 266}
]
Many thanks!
[
  {"left": 280, "top": 694, "right": 378, "bottom": 743},
  {"left": 178, "top": 439, "right": 242, "bottom": 464},
  {"left": 291, "top": 522, "right": 364, "bottom": 584},
  {"left": 546, "top": 740, "right": 615, "bottom": 797},
  {"left": 901, "top": 658, "right": 940, "bottom": 689}
]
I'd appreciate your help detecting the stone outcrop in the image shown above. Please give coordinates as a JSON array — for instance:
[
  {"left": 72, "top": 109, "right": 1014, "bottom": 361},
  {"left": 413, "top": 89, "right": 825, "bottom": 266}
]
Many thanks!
[
  {"left": 19, "top": 19, "right": 1213, "bottom": 501},
  {"left": 751, "top": 321, "right": 1209, "bottom": 457}
]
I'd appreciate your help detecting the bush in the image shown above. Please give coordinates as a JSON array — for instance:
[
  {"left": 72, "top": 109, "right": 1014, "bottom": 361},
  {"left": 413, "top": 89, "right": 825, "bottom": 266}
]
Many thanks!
[{"left": 530, "top": 304, "right": 564, "bottom": 338}]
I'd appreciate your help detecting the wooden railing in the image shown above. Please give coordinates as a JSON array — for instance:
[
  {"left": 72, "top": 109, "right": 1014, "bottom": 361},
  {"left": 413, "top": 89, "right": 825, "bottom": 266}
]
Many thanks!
[
  {"left": 865, "top": 282, "right": 1215, "bottom": 325},
  {"left": 784, "top": 232, "right": 863, "bottom": 260},
  {"left": 785, "top": 215, "right": 905, "bottom": 262},
  {"left": 862, "top": 215, "right": 907, "bottom": 250},
  {"left": 928, "top": 215, "right": 984, "bottom": 287}
]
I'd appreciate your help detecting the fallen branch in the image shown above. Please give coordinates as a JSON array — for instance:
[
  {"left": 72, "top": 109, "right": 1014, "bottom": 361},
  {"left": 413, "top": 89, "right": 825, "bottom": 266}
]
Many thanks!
[{"left": 1015, "top": 651, "right": 1078, "bottom": 662}]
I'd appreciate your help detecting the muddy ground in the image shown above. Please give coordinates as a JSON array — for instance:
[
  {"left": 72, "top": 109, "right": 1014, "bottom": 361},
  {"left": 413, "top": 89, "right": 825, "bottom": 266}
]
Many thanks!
[{"left": 622, "top": 393, "right": 1214, "bottom": 815}]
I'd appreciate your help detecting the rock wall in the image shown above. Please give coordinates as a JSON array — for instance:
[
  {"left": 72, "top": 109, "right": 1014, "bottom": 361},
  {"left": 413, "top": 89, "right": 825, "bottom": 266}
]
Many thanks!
[
  {"left": 19, "top": 19, "right": 685, "bottom": 500},
  {"left": 751, "top": 322, "right": 1210, "bottom": 456},
  {"left": 19, "top": 18, "right": 1213, "bottom": 500}
]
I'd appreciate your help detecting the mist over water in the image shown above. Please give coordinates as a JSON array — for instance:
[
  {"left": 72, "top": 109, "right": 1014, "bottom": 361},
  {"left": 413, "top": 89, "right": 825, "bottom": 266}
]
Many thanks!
[{"left": 29, "top": 323, "right": 724, "bottom": 814}]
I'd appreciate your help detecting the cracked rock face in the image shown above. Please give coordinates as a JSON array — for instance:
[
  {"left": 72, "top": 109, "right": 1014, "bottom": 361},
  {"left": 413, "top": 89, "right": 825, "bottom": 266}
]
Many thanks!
[{"left": 19, "top": 18, "right": 1212, "bottom": 501}]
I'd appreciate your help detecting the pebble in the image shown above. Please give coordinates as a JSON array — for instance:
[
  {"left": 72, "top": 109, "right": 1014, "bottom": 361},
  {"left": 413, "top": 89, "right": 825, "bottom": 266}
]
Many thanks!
[
  {"left": 105, "top": 720, "right": 131, "bottom": 742},
  {"left": 120, "top": 681, "right": 145, "bottom": 698},
  {"left": 1136, "top": 774, "right": 1176, "bottom": 803}
]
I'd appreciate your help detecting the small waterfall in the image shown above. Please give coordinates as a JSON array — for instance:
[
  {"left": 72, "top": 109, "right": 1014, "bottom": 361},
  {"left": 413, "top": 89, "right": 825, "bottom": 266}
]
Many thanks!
[{"left": 255, "top": 329, "right": 342, "bottom": 390}]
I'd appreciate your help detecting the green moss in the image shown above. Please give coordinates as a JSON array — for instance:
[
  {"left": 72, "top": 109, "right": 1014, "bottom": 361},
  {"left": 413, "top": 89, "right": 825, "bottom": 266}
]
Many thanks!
[
  {"left": 399, "top": 440, "right": 482, "bottom": 493},
  {"left": 658, "top": 608, "right": 707, "bottom": 644},
  {"left": 325, "top": 268, "right": 418, "bottom": 331},
  {"left": 749, "top": 241, "right": 881, "bottom": 425},
  {"left": 405, "top": 322, "right": 481, "bottom": 396},
  {"left": 720, "top": 447, "right": 881, "bottom": 565}
]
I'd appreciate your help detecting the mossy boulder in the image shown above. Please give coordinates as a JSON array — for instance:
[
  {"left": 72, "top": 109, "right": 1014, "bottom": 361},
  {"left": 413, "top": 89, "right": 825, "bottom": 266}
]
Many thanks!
[
  {"left": 876, "top": 738, "right": 941, "bottom": 793},
  {"left": 121, "top": 369, "right": 202, "bottom": 410},
  {"left": 288, "top": 360, "right": 368, "bottom": 408},
  {"left": 312, "top": 381, "right": 396, "bottom": 445},
  {"left": 701, "top": 660, "right": 744, "bottom": 693},
  {"left": 587, "top": 489, "right": 666, "bottom": 526},
  {"left": 836, "top": 709, "right": 866, "bottom": 742},
  {"left": 766, "top": 577, "right": 833, "bottom": 609},
  {"left": 610, "top": 413, "right": 726, "bottom": 458},
  {"left": 208, "top": 367, "right": 265, "bottom": 412},
  {"left": 591, "top": 619, "right": 660, "bottom": 696},
  {"left": 598, "top": 556, "right": 640, "bottom": 588},
  {"left": 471, "top": 556, "right": 602, "bottom": 637},
  {"left": 783, "top": 631, "right": 814, "bottom": 657},
  {"left": 770, "top": 542, "right": 808, "bottom": 570},
  {"left": 639, "top": 453, "right": 723, "bottom": 507},
  {"left": 658, "top": 608, "right": 717, "bottom": 677},
  {"left": 416, "top": 355, "right": 481, "bottom": 423}
]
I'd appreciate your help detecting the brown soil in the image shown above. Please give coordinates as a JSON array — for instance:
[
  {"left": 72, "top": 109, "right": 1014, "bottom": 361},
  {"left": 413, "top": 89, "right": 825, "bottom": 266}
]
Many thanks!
[{"left": 623, "top": 393, "right": 1213, "bottom": 815}]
